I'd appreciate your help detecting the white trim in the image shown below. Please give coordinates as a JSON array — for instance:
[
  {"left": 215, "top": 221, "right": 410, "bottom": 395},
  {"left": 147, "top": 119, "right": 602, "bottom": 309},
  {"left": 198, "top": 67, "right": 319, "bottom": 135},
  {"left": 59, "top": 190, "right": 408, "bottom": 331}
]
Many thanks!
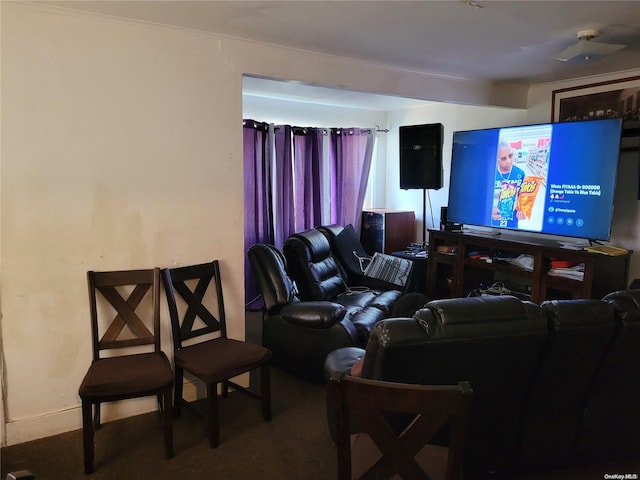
[{"left": 3, "top": 374, "right": 248, "bottom": 446}]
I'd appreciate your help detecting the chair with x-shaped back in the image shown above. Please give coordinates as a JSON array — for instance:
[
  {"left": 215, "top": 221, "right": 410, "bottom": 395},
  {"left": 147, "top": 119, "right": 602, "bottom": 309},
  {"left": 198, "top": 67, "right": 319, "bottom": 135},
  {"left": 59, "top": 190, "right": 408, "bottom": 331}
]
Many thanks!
[
  {"left": 330, "top": 372, "right": 473, "bottom": 480},
  {"left": 162, "top": 260, "right": 272, "bottom": 448},
  {"left": 79, "top": 268, "right": 174, "bottom": 474}
]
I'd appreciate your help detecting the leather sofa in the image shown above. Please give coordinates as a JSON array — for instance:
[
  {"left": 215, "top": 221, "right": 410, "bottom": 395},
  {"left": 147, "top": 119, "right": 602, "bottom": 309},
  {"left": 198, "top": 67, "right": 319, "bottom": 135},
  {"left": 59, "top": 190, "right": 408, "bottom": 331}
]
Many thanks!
[
  {"left": 247, "top": 225, "right": 404, "bottom": 381},
  {"left": 324, "top": 290, "right": 640, "bottom": 478}
]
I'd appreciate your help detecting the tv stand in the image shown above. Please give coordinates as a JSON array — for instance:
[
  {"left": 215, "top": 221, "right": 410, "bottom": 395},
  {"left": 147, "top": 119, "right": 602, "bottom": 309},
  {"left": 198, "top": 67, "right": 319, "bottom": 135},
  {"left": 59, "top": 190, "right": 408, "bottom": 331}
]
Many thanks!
[{"left": 427, "top": 229, "right": 632, "bottom": 303}]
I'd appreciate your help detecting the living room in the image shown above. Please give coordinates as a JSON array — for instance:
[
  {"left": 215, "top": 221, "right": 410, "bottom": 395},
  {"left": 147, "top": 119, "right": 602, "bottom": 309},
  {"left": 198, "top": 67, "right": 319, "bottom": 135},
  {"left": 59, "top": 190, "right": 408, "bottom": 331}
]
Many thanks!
[{"left": 2, "top": 0, "right": 640, "bottom": 472}]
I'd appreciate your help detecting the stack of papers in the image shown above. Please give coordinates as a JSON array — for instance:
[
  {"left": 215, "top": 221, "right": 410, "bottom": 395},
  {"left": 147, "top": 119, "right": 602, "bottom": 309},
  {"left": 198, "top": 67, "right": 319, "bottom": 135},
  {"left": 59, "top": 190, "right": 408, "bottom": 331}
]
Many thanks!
[
  {"left": 548, "top": 263, "right": 584, "bottom": 280},
  {"left": 508, "top": 254, "right": 535, "bottom": 271},
  {"left": 558, "top": 241, "right": 590, "bottom": 250}
]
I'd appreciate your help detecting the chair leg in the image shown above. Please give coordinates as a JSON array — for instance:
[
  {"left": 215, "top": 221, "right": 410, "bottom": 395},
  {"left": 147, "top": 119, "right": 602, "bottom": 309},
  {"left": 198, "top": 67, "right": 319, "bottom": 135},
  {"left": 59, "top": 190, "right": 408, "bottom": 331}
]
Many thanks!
[
  {"left": 207, "top": 382, "right": 220, "bottom": 448},
  {"left": 221, "top": 380, "right": 229, "bottom": 398},
  {"left": 261, "top": 363, "right": 272, "bottom": 422},
  {"left": 93, "top": 402, "right": 101, "bottom": 430},
  {"left": 81, "top": 399, "right": 94, "bottom": 475},
  {"left": 162, "top": 388, "right": 174, "bottom": 459},
  {"left": 173, "top": 367, "right": 184, "bottom": 419}
]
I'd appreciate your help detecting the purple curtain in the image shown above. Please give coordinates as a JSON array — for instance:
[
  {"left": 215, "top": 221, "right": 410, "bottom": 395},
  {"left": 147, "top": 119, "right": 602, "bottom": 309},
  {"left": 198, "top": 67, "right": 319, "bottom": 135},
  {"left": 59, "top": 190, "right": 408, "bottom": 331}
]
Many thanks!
[
  {"left": 293, "top": 127, "right": 324, "bottom": 232},
  {"left": 244, "top": 121, "right": 375, "bottom": 309},
  {"left": 243, "top": 120, "right": 272, "bottom": 310},
  {"left": 328, "top": 128, "right": 375, "bottom": 230},
  {"left": 273, "top": 125, "right": 294, "bottom": 248}
]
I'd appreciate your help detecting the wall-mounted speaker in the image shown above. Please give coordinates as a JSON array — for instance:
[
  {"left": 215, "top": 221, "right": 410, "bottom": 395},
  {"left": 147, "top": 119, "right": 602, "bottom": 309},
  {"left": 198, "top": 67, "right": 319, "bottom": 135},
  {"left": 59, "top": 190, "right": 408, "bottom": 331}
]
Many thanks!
[{"left": 399, "top": 123, "right": 444, "bottom": 190}]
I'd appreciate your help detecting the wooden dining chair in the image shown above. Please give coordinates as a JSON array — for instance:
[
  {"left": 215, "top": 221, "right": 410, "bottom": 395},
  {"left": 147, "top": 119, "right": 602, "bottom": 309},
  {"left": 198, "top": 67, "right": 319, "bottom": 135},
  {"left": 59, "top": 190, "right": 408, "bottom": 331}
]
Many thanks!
[
  {"left": 162, "top": 260, "right": 272, "bottom": 448},
  {"left": 330, "top": 373, "right": 473, "bottom": 480},
  {"left": 78, "top": 268, "right": 174, "bottom": 474}
]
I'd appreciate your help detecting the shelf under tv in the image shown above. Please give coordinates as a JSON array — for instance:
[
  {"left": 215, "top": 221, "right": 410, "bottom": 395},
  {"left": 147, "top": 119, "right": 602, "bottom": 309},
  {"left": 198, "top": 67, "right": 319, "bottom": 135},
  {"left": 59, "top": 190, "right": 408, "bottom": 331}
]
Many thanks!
[{"left": 426, "top": 229, "right": 632, "bottom": 303}]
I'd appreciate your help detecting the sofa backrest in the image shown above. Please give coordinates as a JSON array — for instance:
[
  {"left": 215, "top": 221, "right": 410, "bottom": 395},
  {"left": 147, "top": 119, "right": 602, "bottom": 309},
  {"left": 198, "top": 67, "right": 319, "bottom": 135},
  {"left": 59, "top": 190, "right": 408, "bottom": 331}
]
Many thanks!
[
  {"left": 363, "top": 295, "right": 548, "bottom": 476},
  {"left": 283, "top": 228, "right": 346, "bottom": 301},
  {"left": 316, "top": 224, "right": 365, "bottom": 282},
  {"left": 315, "top": 223, "right": 344, "bottom": 240},
  {"left": 247, "top": 243, "right": 298, "bottom": 311},
  {"left": 579, "top": 290, "right": 640, "bottom": 460},
  {"left": 517, "top": 298, "right": 618, "bottom": 469}
]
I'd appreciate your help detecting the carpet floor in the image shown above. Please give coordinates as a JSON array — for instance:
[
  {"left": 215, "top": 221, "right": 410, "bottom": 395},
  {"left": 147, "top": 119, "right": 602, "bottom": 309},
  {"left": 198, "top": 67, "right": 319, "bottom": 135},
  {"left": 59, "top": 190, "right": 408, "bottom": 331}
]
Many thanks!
[
  {"left": 2, "top": 311, "right": 639, "bottom": 479},
  {"left": 1, "top": 365, "right": 334, "bottom": 480}
]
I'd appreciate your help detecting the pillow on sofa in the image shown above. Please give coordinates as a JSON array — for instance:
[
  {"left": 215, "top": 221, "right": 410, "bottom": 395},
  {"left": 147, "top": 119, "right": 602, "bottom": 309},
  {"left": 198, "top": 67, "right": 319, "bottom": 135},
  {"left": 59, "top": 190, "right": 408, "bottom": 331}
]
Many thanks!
[{"left": 333, "top": 224, "right": 370, "bottom": 279}]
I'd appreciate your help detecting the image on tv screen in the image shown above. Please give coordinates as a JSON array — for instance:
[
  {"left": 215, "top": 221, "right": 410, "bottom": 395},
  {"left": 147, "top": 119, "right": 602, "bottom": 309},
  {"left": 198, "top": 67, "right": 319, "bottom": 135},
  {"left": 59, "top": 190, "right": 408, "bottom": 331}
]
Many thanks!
[{"left": 447, "top": 118, "right": 623, "bottom": 241}]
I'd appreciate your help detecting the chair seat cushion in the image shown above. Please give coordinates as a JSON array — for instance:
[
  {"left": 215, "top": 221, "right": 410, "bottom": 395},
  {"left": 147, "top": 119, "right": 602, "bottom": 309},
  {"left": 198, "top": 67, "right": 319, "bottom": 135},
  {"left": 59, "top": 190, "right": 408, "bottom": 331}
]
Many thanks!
[
  {"left": 174, "top": 338, "right": 271, "bottom": 384},
  {"left": 79, "top": 352, "right": 173, "bottom": 399}
]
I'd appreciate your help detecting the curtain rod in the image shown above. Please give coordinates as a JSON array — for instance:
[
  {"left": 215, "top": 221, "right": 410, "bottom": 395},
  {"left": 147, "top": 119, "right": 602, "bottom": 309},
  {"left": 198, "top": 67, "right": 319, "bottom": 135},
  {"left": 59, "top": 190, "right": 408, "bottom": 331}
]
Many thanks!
[{"left": 243, "top": 120, "right": 389, "bottom": 134}]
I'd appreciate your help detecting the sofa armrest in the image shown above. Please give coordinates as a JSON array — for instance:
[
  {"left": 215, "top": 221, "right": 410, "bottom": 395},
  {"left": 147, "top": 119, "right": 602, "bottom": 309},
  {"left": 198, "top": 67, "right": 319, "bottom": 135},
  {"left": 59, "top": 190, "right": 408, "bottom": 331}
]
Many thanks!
[
  {"left": 603, "top": 289, "right": 640, "bottom": 324},
  {"left": 323, "top": 346, "right": 366, "bottom": 440},
  {"left": 280, "top": 301, "right": 347, "bottom": 328},
  {"left": 323, "top": 346, "right": 366, "bottom": 381}
]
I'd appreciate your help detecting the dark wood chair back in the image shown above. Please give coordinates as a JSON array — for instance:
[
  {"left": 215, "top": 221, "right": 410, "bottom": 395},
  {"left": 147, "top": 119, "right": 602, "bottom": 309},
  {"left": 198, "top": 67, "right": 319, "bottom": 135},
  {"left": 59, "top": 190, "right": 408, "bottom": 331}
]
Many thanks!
[
  {"left": 89, "top": 268, "right": 162, "bottom": 356},
  {"left": 163, "top": 261, "right": 226, "bottom": 346},
  {"left": 330, "top": 373, "right": 473, "bottom": 480}
]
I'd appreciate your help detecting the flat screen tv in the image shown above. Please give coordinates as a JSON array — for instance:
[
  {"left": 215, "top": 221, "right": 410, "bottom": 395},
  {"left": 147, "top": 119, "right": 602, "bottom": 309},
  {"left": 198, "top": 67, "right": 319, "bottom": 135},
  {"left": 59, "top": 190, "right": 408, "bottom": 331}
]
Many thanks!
[{"left": 447, "top": 117, "right": 623, "bottom": 242}]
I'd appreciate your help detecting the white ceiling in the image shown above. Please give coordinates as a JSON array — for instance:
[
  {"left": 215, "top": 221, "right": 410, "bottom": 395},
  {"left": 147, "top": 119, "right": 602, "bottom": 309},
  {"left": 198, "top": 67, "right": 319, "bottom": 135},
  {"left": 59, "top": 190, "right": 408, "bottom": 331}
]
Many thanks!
[
  {"left": 242, "top": 76, "right": 433, "bottom": 110},
  {"left": 36, "top": 0, "right": 640, "bottom": 108}
]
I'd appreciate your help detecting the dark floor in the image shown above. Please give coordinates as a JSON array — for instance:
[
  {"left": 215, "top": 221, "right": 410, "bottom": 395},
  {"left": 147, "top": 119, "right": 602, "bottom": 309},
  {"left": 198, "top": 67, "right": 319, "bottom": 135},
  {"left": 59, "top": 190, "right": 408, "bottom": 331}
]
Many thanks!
[
  {"left": 2, "top": 310, "right": 639, "bottom": 479},
  {"left": 1, "top": 366, "right": 334, "bottom": 480}
]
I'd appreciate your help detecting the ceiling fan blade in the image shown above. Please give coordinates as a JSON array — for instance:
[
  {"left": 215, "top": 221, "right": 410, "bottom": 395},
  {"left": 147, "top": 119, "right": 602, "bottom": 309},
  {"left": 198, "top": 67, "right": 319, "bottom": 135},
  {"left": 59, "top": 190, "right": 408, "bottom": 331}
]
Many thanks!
[{"left": 551, "top": 39, "right": 626, "bottom": 62}]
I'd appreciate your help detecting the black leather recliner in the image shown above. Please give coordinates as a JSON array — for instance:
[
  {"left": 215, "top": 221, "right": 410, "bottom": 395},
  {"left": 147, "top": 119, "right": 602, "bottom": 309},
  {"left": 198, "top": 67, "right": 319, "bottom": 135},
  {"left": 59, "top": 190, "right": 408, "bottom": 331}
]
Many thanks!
[
  {"left": 579, "top": 290, "right": 640, "bottom": 460},
  {"left": 324, "top": 291, "right": 640, "bottom": 477},
  {"left": 517, "top": 299, "right": 618, "bottom": 470},
  {"left": 248, "top": 226, "right": 403, "bottom": 381},
  {"left": 368, "top": 295, "right": 548, "bottom": 477}
]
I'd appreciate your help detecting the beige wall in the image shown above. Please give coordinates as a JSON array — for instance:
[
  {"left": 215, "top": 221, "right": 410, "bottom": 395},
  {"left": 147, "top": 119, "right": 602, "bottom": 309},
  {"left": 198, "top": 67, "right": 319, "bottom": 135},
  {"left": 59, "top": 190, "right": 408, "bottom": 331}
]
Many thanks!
[
  {"left": 1, "top": 4, "right": 246, "bottom": 444},
  {"left": 1, "top": 2, "right": 638, "bottom": 446}
]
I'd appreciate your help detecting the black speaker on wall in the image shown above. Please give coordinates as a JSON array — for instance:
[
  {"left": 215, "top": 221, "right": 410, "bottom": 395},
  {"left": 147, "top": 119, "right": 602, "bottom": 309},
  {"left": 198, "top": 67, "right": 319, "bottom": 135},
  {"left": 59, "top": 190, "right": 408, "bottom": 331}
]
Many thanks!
[{"left": 399, "top": 123, "right": 444, "bottom": 190}]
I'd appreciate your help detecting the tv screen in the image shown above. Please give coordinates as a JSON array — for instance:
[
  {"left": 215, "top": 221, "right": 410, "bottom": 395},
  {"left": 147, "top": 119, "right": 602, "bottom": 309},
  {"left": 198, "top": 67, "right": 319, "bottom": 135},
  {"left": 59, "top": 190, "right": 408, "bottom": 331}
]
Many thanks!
[{"left": 447, "top": 118, "right": 623, "bottom": 241}]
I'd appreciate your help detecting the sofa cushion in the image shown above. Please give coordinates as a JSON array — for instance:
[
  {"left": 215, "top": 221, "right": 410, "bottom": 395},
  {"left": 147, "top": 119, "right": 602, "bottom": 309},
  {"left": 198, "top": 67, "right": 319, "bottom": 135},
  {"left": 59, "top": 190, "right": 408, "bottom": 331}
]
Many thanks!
[
  {"left": 369, "top": 289, "right": 404, "bottom": 316},
  {"left": 333, "top": 290, "right": 380, "bottom": 310}
]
